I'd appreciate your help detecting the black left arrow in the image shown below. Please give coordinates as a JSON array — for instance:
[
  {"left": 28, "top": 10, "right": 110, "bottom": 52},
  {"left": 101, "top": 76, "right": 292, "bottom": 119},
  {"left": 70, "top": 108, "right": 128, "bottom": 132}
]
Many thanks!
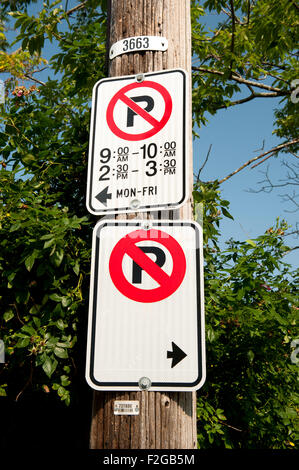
[
  {"left": 95, "top": 186, "right": 112, "bottom": 206},
  {"left": 167, "top": 342, "right": 187, "bottom": 368}
]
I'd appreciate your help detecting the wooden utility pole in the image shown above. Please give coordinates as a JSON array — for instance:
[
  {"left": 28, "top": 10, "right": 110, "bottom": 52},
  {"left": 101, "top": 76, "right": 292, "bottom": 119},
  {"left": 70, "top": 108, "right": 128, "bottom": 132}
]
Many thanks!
[{"left": 89, "top": 0, "right": 196, "bottom": 449}]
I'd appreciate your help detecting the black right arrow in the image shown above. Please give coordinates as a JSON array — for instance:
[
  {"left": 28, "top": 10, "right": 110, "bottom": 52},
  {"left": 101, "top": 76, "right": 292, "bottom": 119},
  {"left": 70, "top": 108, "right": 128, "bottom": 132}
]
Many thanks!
[
  {"left": 95, "top": 186, "right": 112, "bottom": 206},
  {"left": 167, "top": 342, "right": 187, "bottom": 368}
]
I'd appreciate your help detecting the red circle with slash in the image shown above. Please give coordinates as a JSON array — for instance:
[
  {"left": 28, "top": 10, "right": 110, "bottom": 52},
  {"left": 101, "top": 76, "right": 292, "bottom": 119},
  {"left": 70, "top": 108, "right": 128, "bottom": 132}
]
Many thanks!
[
  {"left": 106, "top": 81, "right": 172, "bottom": 141},
  {"left": 109, "top": 229, "right": 186, "bottom": 302}
]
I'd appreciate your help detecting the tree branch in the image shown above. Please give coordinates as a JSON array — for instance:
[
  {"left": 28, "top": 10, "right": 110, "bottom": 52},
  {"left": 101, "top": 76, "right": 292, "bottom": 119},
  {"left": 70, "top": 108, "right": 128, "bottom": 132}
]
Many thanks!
[
  {"left": 59, "top": 1, "right": 88, "bottom": 20},
  {"left": 229, "top": 0, "right": 236, "bottom": 76},
  {"left": 217, "top": 91, "right": 281, "bottom": 109},
  {"left": 221, "top": 6, "right": 243, "bottom": 24},
  {"left": 10, "top": 303, "right": 24, "bottom": 325},
  {"left": 250, "top": 151, "right": 276, "bottom": 169},
  {"left": 218, "top": 419, "right": 243, "bottom": 432},
  {"left": 15, "top": 360, "right": 33, "bottom": 402},
  {"left": 196, "top": 144, "right": 212, "bottom": 180},
  {"left": 247, "top": 0, "right": 251, "bottom": 24},
  {"left": 192, "top": 66, "right": 289, "bottom": 94},
  {"left": 218, "top": 139, "right": 299, "bottom": 184},
  {"left": 23, "top": 74, "right": 46, "bottom": 86},
  {"left": 280, "top": 191, "right": 299, "bottom": 213},
  {"left": 248, "top": 161, "right": 298, "bottom": 215},
  {"left": 282, "top": 246, "right": 299, "bottom": 255},
  {"left": 261, "top": 61, "right": 288, "bottom": 71}
]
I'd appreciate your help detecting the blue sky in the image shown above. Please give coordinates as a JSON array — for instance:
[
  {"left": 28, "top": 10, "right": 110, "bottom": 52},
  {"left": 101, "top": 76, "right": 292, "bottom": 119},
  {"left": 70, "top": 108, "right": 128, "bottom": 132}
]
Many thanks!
[
  {"left": 193, "top": 95, "right": 297, "bottom": 247},
  {"left": 194, "top": 11, "right": 298, "bottom": 269},
  {"left": 3, "top": 1, "right": 298, "bottom": 269}
]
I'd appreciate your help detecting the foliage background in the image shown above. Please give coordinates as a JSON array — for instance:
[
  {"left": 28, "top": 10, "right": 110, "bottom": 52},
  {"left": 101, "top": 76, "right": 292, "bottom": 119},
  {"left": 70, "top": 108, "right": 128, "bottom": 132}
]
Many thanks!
[{"left": 0, "top": 0, "right": 298, "bottom": 449}]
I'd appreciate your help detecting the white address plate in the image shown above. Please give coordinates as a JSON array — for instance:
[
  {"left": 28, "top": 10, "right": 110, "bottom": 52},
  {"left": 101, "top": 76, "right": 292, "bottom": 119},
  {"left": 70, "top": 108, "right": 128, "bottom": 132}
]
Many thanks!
[{"left": 109, "top": 36, "right": 168, "bottom": 59}]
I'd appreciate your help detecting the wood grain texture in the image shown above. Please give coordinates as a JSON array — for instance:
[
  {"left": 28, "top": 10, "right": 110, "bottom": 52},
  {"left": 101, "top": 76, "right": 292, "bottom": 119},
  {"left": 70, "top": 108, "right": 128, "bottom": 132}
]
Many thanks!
[{"left": 89, "top": 0, "right": 197, "bottom": 449}]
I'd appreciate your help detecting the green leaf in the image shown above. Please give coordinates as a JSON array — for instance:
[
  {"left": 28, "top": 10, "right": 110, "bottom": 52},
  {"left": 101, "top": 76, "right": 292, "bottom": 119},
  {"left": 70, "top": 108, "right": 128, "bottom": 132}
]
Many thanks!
[
  {"left": 49, "top": 293, "right": 63, "bottom": 302},
  {"left": 9, "top": 223, "right": 21, "bottom": 232},
  {"left": 57, "top": 385, "right": 66, "bottom": 397},
  {"left": 24, "top": 250, "right": 39, "bottom": 272},
  {"left": 247, "top": 350, "right": 255, "bottom": 363},
  {"left": 56, "top": 319, "right": 65, "bottom": 330},
  {"left": 16, "top": 337, "right": 30, "bottom": 348},
  {"left": 61, "top": 296, "right": 71, "bottom": 307},
  {"left": 216, "top": 409, "right": 227, "bottom": 421},
  {"left": 54, "top": 346, "right": 68, "bottom": 359},
  {"left": 44, "top": 238, "right": 56, "bottom": 249},
  {"left": 21, "top": 324, "right": 36, "bottom": 335},
  {"left": 60, "top": 375, "right": 70, "bottom": 386},
  {"left": 246, "top": 239, "right": 257, "bottom": 248},
  {"left": 221, "top": 207, "right": 234, "bottom": 220},
  {"left": 25, "top": 253, "right": 36, "bottom": 272},
  {"left": 4, "top": 310, "right": 14, "bottom": 322},
  {"left": 0, "top": 386, "right": 7, "bottom": 397},
  {"left": 40, "top": 234, "right": 55, "bottom": 240},
  {"left": 29, "top": 304, "right": 40, "bottom": 315},
  {"left": 42, "top": 356, "right": 58, "bottom": 378},
  {"left": 73, "top": 261, "right": 80, "bottom": 276},
  {"left": 22, "top": 154, "right": 35, "bottom": 165},
  {"left": 50, "top": 248, "right": 64, "bottom": 267},
  {"left": 45, "top": 335, "right": 58, "bottom": 348},
  {"left": 32, "top": 316, "right": 41, "bottom": 328}
]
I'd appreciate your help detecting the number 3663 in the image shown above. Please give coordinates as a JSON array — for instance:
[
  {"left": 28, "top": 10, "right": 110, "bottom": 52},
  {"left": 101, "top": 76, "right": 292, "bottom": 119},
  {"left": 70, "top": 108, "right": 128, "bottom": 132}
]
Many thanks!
[{"left": 123, "top": 37, "right": 149, "bottom": 52}]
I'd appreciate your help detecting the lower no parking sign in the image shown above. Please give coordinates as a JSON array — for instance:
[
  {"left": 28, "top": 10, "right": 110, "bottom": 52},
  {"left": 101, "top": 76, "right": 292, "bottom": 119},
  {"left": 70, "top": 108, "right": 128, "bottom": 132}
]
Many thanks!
[
  {"left": 109, "top": 228, "right": 186, "bottom": 303},
  {"left": 85, "top": 220, "right": 206, "bottom": 392}
]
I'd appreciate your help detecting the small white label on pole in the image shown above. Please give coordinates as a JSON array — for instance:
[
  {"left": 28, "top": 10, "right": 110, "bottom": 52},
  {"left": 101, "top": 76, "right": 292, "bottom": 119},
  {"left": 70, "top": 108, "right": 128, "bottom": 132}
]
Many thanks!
[
  {"left": 109, "top": 36, "right": 168, "bottom": 59},
  {"left": 114, "top": 400, "right": 140, "bottom": 415}
]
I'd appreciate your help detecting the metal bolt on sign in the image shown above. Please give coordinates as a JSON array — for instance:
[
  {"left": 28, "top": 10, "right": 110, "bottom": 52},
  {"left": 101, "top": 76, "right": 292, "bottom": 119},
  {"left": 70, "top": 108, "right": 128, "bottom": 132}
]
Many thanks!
[
  {"left": 130, "top": 199, "right": 140, "bottom": 209},
  {"left": 138, "top": 377, "right": 152, "bottom": 390},
  {"left": 142, "top": 221, "right": 151, "bottom": 230},
  {"left": 136, "top": 74, "right": 144, "bottom": 83}
]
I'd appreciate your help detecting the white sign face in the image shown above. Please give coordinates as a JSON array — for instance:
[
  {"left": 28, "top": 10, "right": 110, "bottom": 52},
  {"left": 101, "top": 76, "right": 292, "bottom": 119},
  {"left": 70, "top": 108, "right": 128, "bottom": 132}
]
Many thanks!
[
  {"left": 85, "top": 220, "right": 205, "bottom": 392},
  {"left": 86, "top": 69, "right": 188, "bottom": 215}
]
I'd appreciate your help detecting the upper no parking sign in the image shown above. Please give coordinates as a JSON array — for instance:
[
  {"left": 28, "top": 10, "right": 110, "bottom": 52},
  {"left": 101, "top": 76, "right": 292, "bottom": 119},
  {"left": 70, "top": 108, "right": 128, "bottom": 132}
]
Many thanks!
[{"left": 86, "top": 69, "right": 188, "bottom": 215}]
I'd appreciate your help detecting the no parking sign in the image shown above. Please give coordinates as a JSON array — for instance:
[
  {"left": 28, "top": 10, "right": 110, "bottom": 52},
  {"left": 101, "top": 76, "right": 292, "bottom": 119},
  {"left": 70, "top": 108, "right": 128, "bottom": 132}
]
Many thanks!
[
  {"left": 85, "top": 220, "right": 205, "bottom": 392},
  {"left": 106, "top": 80, "right": 173, "bottom": 141},
  {"left": 86, "top": 69, "right": 188, "bottom": 215},
  {"left": 109, "top": 228, "right": 187, "bottom": 303}
]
